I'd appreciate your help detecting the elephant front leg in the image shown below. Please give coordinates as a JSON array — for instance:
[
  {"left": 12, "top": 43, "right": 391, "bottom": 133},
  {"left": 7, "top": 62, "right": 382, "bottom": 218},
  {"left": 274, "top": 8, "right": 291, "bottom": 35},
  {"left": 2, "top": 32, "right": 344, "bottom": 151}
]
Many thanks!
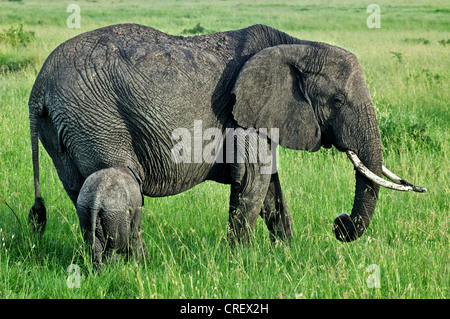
[
  {"left": 228, "top": 164, "right": 271, "bottom": 244},
  {"left": 260, "top": 172, "right": 292, "bottom": 242}
]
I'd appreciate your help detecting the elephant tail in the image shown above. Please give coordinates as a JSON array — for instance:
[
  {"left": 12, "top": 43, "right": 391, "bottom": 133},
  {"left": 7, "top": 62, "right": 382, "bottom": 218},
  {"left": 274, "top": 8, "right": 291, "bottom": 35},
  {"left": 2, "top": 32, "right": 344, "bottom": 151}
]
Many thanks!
[{"left": 28, "top": 98, "right": 47, "bottom": 235}]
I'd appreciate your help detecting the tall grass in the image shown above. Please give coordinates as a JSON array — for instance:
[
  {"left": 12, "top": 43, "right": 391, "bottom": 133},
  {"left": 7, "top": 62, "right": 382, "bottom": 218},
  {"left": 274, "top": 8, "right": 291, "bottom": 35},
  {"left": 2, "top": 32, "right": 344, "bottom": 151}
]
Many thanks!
[{"left": 0, "top": 0, "right": 448, "bottom": 299}]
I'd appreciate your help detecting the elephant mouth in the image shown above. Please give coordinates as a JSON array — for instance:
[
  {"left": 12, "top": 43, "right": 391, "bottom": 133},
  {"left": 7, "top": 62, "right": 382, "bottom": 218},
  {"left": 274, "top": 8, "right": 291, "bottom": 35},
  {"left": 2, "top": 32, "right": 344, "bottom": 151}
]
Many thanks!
[
  {"left": 321, "top": 138, "right": 332, "bottom": 149},
  {"left": 346, "top": 150, "right": 427, "bottom": 193},
  {"left": 320, "top": 130, "right": 333, "bottom": 149}
]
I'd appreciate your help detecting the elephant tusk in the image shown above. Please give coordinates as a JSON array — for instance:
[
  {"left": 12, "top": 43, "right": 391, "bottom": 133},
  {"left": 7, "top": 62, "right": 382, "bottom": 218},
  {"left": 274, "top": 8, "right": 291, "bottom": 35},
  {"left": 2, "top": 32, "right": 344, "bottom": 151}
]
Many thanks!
[
  {"left": 346, "top": 151, "right": 414, "bottom": 192},
  {"left": 382, "top": 165, "right": 427, "bottom": 193}
]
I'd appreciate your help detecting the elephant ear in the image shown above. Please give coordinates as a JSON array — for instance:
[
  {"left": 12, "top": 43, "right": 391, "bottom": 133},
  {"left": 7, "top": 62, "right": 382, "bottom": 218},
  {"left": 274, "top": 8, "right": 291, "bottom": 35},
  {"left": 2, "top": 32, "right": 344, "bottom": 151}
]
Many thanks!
[{"left": 232, "top": 44, "right": 321, "bottom": 151}]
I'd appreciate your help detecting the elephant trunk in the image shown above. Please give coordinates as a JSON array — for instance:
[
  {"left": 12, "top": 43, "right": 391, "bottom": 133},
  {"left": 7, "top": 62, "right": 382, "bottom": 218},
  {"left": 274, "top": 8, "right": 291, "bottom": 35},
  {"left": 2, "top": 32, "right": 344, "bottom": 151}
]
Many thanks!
[
  {"left": 333, "top": 101, "right": 383, "bottom": 242},
  {"left": 332, "top": 104, "right": 426, "bottom": 242},
  {"left": 333, "top": 150, "right": 382, "bottom": 242}
]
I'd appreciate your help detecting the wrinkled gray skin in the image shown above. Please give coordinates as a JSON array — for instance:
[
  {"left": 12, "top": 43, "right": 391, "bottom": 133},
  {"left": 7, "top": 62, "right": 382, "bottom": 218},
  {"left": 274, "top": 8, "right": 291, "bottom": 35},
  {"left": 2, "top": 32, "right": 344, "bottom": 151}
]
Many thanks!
[
  {"left": 29, "top": 24, "right": 383, "bottom": 246},
  {"left": 76, "top": 167, "right": 146, "bottom": 271}
]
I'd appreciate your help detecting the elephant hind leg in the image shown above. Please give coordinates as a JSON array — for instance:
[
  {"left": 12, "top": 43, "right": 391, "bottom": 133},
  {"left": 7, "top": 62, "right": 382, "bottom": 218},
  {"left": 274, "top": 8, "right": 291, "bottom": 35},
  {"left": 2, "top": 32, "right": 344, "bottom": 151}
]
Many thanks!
[
  {"left": 55, "top": 152, "right": 85, "bottom": 206},
  {"left": 92, "top": 235, "right": 105, "bottom": 273},
  {"left": 79, "top": 210, "right": 105, "bottom": 272},
  {"left": 260, "top": 172, "right": 292, "bottom": 242},
  {"left": 38, "top": 117, "right": 85, "bottom": 206},
  {"left": 129, "top": 207, "right": 148, "bottom": 261}
]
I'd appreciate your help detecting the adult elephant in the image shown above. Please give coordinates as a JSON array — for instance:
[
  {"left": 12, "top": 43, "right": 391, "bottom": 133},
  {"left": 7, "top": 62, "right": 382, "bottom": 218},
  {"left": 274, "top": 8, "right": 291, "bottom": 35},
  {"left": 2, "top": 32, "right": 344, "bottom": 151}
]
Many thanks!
[{"left": 28, "top": 24, "right": 425, "bottom": 244}]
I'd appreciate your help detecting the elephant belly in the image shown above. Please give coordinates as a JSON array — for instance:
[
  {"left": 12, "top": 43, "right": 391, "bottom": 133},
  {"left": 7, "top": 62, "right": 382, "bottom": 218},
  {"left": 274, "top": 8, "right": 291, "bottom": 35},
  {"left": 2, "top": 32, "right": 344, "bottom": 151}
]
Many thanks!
[{"left": 140, "top": 162, "right": 218, "bottom": 197}]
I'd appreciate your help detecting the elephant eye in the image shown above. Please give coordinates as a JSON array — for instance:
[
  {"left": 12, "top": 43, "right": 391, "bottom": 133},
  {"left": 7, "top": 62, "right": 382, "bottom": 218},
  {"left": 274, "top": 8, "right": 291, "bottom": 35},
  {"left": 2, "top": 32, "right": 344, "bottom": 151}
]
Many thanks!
[{"left": 333, "top": 94, "right": 345, "bottom": 107}]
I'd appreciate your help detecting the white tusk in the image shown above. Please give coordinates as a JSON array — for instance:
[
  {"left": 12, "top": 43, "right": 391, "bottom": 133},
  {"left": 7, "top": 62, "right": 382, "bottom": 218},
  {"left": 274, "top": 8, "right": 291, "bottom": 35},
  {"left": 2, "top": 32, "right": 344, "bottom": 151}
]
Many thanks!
[
  {"left": 381, "top": 165, "right": 403, "bottom": 184},
  {"left": 346, "top": 151, "right": 413, "bottom": 191},
  {"left": 382, "top": 165, "right": 427, "bottom": 193}
]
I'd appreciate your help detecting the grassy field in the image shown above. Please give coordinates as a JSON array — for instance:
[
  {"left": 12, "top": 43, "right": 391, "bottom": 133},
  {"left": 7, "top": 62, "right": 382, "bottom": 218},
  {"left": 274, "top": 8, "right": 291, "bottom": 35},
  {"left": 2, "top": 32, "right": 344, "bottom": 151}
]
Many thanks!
[{"left": 0, "top": 0, "right": 448, "bottom": 299}]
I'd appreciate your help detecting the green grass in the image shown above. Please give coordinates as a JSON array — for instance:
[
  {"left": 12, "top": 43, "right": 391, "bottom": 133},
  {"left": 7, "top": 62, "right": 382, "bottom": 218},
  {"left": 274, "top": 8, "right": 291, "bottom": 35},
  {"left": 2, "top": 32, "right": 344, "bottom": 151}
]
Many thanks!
[{"left": 0, "top": 0, "right": 448, "bottom": 299}]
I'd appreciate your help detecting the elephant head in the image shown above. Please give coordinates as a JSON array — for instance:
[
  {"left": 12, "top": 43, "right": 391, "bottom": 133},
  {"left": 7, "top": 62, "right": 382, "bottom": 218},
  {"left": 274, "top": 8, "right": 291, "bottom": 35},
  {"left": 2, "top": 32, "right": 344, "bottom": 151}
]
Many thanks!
[{"left": 232, "top": 43, "right": 426, "bottom": 242}]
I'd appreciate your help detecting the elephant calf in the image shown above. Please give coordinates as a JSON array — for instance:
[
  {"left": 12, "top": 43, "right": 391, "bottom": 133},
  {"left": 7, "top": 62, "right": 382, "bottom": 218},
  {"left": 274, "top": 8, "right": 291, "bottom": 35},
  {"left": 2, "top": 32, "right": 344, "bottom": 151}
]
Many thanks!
[{"left": 76, "top": 167, "right": 146, "bottom": 271}]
